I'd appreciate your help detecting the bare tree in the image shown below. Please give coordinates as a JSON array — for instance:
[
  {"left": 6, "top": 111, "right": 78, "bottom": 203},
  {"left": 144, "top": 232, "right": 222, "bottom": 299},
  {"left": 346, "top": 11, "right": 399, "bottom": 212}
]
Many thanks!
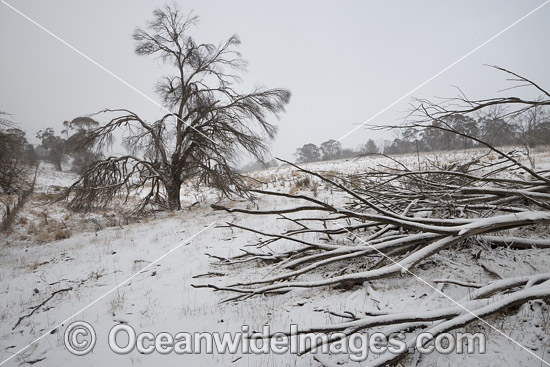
[{"left": 61, "top": 5, "right": 290, "bottom": 211}]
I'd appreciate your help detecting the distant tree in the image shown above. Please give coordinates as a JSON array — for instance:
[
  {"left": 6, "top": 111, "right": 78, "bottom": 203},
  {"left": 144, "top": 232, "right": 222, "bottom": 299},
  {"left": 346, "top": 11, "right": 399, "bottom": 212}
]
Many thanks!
[
  {"left": 339, "top": 148, "right": 357, "bottom": 159},
  {"left": 36, "top": 128, "right": 66, "bottom": 171},
  {"left": 479, "top": 114, "right": 516, "bottom": 146},
  {"left": 384, "top": 130, "right": 416, "bottom": 155},
  {"left": 20, "top": 144, "right": 37, "bottom": 166},
  {"left": 3, "top": 128, "right": 27, "bottom": 156},
  {"left": 61, "top": 5, "right": 290, "bottom": 211},
  {"left": 294, "top": 143, "right": 320, "bottom": 163},
  {"left": 241, "top": 158, "right": 278, "bottom": 172},
  {"left": 0, "top": 125, "right": 33, "bottom": 193},
  {"left": 451, "top": 114, "right": 479, "bottom": 149},
  {"left": 320, "top": 139, "right": 342, "bottom": 161},
  {"left": 517, "top": 103, "right": 549, "bottom": 147},
  {"left": 361, "top": 139, "right": 379, "bottom": 154},
  {"left": 382, "top": 140, "right": 393, "bottom": 152},
  {"left": 421, "top": 120, "right": 458, "bottom": 151},
  {"left": 383, "top": 138, "right": 409, "bottom": 155},
  {"left": 63, "top": 116, "right": 100, "bottom": 135},
  {"left": 63, "top": 117, "right": 102, "bottom": 173}
]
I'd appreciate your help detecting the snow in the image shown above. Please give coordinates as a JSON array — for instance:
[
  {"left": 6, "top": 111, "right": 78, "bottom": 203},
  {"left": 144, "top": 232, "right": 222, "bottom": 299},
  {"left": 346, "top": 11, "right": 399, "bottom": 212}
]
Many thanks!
[
  {"left": 33, "top": 162, "right": 79, "bottom": 193},
  {"left": 1, "top": 148, "right": 550, "bottom": 366}
]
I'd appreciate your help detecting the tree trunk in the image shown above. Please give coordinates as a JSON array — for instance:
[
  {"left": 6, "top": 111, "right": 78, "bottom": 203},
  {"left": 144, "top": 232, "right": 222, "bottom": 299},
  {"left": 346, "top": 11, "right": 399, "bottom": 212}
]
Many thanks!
[{"left": 166, "top": 178, "right": 182, "bottom": 210}]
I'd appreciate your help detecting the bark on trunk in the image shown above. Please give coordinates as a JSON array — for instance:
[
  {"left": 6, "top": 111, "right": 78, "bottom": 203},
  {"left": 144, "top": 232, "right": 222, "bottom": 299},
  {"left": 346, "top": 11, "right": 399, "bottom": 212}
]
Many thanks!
[{"left": 166, "top": 178, "right": 182, "bottom": 210}]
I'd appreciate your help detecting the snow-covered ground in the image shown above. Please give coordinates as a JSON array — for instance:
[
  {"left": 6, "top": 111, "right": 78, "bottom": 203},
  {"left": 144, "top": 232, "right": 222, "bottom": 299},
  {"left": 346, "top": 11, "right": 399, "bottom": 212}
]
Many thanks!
[{"left": 1, "top": 149, "right": 550, "bottom": 366}]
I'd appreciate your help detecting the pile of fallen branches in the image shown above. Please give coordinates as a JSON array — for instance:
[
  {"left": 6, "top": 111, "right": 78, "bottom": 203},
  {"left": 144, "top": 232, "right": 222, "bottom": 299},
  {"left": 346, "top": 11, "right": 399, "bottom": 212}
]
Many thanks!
[
  {"left": 193, "top": 148, "right": 550, "bottom": 365},
  {"left": 194, "top": 67, "right": 550, "bottom": 365}
]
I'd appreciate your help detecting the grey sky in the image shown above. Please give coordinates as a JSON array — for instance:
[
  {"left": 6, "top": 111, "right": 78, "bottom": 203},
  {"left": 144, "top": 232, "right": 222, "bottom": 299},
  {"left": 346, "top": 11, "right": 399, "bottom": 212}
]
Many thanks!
[{"left": 1, "top": 0, "right": 549, "bottom": 160}]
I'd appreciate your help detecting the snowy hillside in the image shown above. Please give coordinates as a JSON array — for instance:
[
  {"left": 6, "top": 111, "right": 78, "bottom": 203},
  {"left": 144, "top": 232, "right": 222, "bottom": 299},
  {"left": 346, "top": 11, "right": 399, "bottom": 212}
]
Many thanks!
[{"left": 1, "top": 148, "right": 550, "bottom": 367}]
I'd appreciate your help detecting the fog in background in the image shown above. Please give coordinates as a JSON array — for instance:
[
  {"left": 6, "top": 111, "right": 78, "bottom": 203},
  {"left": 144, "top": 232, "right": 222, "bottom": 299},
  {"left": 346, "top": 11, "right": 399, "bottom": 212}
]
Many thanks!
[{"left": 1, "top": 0, "right": 549, "bottom": 160}]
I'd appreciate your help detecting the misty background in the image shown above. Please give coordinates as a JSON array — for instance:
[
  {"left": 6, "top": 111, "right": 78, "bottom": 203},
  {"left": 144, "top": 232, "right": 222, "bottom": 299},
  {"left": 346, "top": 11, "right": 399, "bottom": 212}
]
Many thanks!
[{"left": 1, "top": 0, "right": 549, "bottom": 161}]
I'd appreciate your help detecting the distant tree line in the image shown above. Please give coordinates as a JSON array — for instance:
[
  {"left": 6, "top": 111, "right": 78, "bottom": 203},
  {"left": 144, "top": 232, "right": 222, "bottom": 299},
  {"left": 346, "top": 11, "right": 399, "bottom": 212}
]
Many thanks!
[
  {"left": 240, "top": 159, "right": 279, "bottom": 172},
  {"left": 383, "top": 107, "right": 549, "bottom": 155},
  {"left": 294, "top": 138, "right": 379, "bottom": 163},
  {"left": 0, "top": 113, "right": 103, "bottom": 194},
  {"left": 293, "top": 106, "right": 549, "bottom": 163}
]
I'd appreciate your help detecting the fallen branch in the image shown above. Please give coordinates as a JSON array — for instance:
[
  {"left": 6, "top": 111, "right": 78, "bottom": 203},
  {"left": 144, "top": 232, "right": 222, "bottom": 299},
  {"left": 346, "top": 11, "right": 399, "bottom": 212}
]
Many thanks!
[{"left": 13, "top": 287, "right": 73, "bottom": 330}]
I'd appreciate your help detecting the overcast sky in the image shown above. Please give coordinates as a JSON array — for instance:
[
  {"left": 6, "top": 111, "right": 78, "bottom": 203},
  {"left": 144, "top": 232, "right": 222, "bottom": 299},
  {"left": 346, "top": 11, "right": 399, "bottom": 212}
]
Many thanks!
[{"left": 1, "top": 1, "right": 549, "bottom": 160}]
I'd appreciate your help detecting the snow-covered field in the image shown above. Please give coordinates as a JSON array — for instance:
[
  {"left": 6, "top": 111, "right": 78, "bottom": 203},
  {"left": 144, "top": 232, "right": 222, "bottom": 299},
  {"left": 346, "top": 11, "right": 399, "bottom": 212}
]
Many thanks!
[{"left": 1, "top": 149, "right": 550, "bottom": 366}]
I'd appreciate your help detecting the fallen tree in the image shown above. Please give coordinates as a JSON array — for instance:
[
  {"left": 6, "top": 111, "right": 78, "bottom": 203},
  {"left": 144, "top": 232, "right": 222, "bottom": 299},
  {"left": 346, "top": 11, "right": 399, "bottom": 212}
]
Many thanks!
[
  {"left": 193, "top": 67, "right": 550, "bottom": 365},
  {"left": 192, "top": 149, "right": 550, "bottom": 364}
]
